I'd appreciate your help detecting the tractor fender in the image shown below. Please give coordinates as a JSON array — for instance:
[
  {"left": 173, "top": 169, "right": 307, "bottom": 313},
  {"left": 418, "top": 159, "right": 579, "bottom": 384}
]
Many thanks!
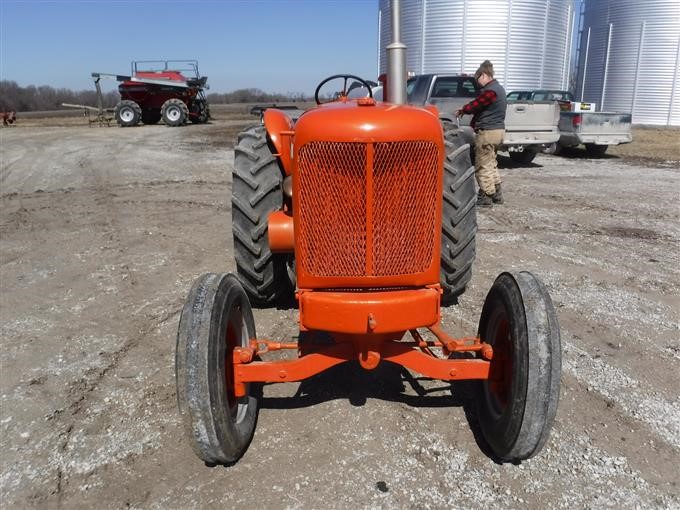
[{"left": 263, "top": 109, "right": 294, "bottom": 176}]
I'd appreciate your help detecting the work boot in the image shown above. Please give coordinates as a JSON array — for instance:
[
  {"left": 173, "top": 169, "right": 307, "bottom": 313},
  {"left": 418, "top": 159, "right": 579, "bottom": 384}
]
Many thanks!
[
  {"left": 476, "top": 189, "right": 493, "bottom": 208},
  {"left": 492, "top": 183, "right": 504, "bottom": 204}
]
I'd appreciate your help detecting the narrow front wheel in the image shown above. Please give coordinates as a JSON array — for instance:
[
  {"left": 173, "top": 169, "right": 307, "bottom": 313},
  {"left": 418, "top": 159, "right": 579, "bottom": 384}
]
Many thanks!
[
  {"left": 475, "top": 271, "right": 561, "bottom": 462},
  {"left": 175, "top": 273, "right": 259, "bottom": 464}
]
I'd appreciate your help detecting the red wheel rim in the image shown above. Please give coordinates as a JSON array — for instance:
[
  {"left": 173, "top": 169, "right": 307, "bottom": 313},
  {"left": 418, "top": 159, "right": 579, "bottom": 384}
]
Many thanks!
[
  {"left": 486, "top": 310, "right": 513, "bottom": 414},
  {"left": 225, "top": 305, "right": 248, "bottom": 423}
]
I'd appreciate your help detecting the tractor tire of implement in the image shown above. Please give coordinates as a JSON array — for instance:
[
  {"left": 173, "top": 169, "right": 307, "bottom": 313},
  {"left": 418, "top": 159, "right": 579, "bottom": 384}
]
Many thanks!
[
  {"left": 161, "top": 98, "right": 189, "bottom": 127},
  {"left": 114, "top": 100, "right": 141, "bottom": 127},
  {"left": 440, "top": 128, "right": 477, "bottom": 305},
  {"left": 232, "top": 125, "right": 291, "bottom": 306},
  {"left": 509, "top": 150, "right": 537, "bottom": 165},
  {"left": 141, "top": 111, "right": 161, "bottom": 125},
  {"left": 474, "top": 271, "right": 561, "bottom": 462},
  {"left": 176, "top": 273, "right": 260, "bottom": 465},
  {"left": 585, "top": 143, "right": 608, "bottom": 157}
]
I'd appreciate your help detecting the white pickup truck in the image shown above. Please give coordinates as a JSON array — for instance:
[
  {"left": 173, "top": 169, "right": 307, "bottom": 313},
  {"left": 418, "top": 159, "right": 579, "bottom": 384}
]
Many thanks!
[
  {"left": 508, "top": 90, "right": 633, "bottom": 156},
  {"left": 407, "top": 74, "right": 561, "bottom": 164}
]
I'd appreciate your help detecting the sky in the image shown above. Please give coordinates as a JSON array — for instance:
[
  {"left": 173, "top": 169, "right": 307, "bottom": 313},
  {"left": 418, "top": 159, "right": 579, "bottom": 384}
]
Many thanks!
[{"left": 0, "top": 0, "right": 379, "bottom": 95}]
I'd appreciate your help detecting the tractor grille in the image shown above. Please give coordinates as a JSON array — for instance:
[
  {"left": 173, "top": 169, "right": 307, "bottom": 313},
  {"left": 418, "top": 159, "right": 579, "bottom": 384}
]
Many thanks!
[{"left": 297, "top": 141, "right": 439, "bottom": 278}]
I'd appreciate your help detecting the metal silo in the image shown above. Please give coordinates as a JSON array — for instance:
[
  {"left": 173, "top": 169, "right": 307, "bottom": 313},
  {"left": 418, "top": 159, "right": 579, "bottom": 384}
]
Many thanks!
[
  {"left": 377, "top": 0, "right": 576, "bottom": 91},
  {"left": 576, "top": 0, "right": 680, "bottom": 126}
]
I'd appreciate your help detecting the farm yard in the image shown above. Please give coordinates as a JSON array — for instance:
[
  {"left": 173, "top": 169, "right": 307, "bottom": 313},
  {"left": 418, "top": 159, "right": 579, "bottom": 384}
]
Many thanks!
[{"left": 1, "top": 109, "right": 679, "bottom": 508}]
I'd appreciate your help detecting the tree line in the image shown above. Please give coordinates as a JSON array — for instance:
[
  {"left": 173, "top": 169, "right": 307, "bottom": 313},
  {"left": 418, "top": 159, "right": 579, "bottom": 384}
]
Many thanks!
[{"left": 0, "top": 81, "right": 309, "bottom": 112}]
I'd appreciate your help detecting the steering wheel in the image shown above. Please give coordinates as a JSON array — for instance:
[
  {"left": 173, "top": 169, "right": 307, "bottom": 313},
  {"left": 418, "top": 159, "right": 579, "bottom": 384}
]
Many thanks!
[{"left": 314, "top": 74, "right": 374, "bottom": 105}]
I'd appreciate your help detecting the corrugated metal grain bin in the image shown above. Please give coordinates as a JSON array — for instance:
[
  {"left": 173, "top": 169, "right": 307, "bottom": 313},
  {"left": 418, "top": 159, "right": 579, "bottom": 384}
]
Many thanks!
[
  {"left": 378, "top": 0, "right": 576, "bottom": 91},
  {"left": 576, "top": 0, "right": 680, "bottom": 126}
]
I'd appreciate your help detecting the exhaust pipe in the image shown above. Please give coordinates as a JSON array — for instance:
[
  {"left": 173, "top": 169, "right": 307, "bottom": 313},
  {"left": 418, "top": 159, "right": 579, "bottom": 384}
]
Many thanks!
[{"left": 386, "top": 0, "right": 407, "bottom": 104}]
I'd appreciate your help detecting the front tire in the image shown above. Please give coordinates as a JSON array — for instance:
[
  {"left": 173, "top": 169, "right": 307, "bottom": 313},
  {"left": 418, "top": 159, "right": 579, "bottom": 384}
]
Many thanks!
[
  {"left": 114, "top": 100, "right": 141, "bottom": 127},
  {"left": 161, "top": 98, "right": 188, "bottom": 127},
  {"left": 232, "top": 125, "right": 291, "bottom": 306},
  {"left": 475, "top": 271, "right": 561, "bottom": 462},
  {"left": 176, "top": 273, "right": 259, "bottom": 464},
  {"left": 440, "top": 128, "right": 477, "bottom": 305}
]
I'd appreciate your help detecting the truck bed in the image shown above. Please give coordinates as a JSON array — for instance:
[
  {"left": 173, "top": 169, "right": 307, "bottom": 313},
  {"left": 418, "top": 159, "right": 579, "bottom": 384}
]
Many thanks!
[{"left": 559, "top": 112, "right": 633, "bottom": 146}]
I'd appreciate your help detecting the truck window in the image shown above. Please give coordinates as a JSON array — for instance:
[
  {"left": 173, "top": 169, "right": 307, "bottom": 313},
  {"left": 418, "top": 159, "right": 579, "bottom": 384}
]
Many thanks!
[
  {"left": 460, "top": 79, "right": 477, "bottom": 97},
  {"left": 431, "top": 77, "right": 460, "bottom": 98},
  {"left": 407, "top": 75, "right": 432, "bottom": 104}
]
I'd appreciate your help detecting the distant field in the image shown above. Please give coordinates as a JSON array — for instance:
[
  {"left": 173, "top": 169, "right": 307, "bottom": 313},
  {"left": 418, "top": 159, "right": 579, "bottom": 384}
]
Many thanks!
[{"left": 7, "top": 107, "right": 679, "bottom": 163}]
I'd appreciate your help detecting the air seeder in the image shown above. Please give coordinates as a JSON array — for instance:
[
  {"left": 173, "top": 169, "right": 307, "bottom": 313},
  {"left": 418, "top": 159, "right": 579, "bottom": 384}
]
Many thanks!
[
  {"left": 175, "top": 1, "right": 561, "bottom": 465},
  {"left": 92, "top": 60, "right": 210, "bottom": 127}
]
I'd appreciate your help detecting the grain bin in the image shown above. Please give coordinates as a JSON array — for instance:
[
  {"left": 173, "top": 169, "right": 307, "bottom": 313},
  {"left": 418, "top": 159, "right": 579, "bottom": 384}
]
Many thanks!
[
  {"left": 576, "top": 0, "right": 680, "bottom": 126},
  {"left": 377, "top": 0, "right": 576, "bottom": 91}
]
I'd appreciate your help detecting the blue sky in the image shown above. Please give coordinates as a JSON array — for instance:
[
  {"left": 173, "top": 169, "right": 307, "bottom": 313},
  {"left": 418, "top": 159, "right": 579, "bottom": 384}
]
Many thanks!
[{"left": 0, "top": 0, "right": 379, "bottom": 94}]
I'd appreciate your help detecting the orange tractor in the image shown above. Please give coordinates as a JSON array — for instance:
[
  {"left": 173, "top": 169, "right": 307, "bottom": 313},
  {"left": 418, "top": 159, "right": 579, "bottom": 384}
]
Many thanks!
[{"left": 175, "top": 1, "right": 561, "bottom": 465}]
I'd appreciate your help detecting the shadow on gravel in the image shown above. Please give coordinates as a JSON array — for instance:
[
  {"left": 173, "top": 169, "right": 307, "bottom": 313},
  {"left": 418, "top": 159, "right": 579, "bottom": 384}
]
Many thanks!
[
  {"left": 259, "top": 361, "right": 506, "bottom": 463},
  {"left": 497, "top": 154, "right": 543, "bottom": 169},
  {"left": 549, "top": 146, "right": 620, "bottom": 160}
]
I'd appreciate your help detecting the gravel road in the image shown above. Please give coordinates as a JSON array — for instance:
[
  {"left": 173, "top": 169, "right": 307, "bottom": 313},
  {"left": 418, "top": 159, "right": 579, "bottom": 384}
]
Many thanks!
[{"left": 1, "top": 120, "right": 678, "bottom": 508}]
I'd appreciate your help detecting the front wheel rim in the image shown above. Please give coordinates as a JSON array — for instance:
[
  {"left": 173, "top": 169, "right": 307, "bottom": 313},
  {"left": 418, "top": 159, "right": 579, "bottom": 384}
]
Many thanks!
[
  {"left": 484, "top": 307, "right": 513, "bottom": 417},
  {"left": 225, "top": 304, "right": 250, "bottom": 424}
]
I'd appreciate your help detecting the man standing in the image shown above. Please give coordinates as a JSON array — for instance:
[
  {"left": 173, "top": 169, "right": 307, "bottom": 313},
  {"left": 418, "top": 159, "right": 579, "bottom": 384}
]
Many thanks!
[{"left": 456, "top": 60, "right": 506, "bottom": 208}]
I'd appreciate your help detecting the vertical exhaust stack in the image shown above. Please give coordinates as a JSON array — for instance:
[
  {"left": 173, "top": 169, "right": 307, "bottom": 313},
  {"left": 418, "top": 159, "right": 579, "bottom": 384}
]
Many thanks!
[{"left": 386, "top": 0, "right": 407, "bottom": 104}]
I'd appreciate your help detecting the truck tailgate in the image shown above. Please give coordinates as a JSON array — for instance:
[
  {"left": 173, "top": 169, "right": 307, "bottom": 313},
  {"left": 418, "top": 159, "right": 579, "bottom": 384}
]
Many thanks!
[
  {"left": 560, "top": 112, "right": 633, "bottom": 145},
  {"left": 504, "top": 101, "right": 560, "bottom": 145}
]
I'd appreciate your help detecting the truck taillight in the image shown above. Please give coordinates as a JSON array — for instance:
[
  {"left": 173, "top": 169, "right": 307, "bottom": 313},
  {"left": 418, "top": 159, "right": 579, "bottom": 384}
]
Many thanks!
[{"left": 572, "top": 114, "right": 582, "bottom": 128}]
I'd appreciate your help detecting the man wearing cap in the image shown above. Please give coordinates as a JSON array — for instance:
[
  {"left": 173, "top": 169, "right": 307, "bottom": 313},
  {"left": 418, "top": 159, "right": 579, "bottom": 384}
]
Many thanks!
[{"left": 456, "top": 60, "right": 506, "bottom": 208}]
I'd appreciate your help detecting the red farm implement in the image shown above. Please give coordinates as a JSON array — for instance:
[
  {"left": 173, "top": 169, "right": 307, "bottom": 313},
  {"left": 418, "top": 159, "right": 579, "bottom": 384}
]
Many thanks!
[{"left": 92, "top": 60, "right": 210, "bottom": 127}]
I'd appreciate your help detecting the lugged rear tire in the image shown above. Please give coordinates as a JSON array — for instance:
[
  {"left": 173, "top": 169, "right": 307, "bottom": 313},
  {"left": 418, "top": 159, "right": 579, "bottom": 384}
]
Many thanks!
[
  {"left": 161, "top": 98, "right": 189, "bottom": 127},
  {"left": 232, "top": 125, "right": 291, "bottom": 307},
  {"left": 441, "top": 128, "right": 477, "bottom": 305}
]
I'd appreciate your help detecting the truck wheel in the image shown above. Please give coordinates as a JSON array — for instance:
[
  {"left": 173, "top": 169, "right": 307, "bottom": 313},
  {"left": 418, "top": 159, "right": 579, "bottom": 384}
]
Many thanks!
[
  {"left": 114, "top": 100, "right": 141, "bottom": 127},
  {"left": 161, "top": 98, "right": 188, "bottom": 127},
  {"left": 441, "top": 128, "right": 477, "bottom": 305},
  {"left": 509, "top": 150, "right": 536, "bottom": 165},
  {"left": 232, "top": 125, "right": 291, "bottom": 306},
  {"left": 475, "top": 271, "right": 561, "bottom": 462},
  {"left": 585, "top": 144, "right": 608, "bottom": 157},
  {"left": 542, "top": 142, "right": 562, "bottom": 155},
  {"left": 141, "top": 111, "right": 161, "bottom": 125},
  {"left": 176, "top": 273, "right": 260, "bottom": 465}
]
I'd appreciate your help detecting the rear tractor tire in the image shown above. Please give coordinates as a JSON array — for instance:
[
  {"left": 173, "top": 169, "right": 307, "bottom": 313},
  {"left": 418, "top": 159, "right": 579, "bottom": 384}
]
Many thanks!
[
  {"left": 475, "top": 271, "right": 561, "bottom": 462},
  {"left": 176, "top": 273, "right": 260, "bottom": 465},
  {"left": 114, "top": 100, "right": 141, "bottom": 127},
  {"left": 232, "top": 125, "right": 291, "bottom": 307},
  {"left": 161, "top": 98, "right": 189, "bottom": 127},
  {"left": 440, "top": 128, "right": 478, "bottom": 305}
]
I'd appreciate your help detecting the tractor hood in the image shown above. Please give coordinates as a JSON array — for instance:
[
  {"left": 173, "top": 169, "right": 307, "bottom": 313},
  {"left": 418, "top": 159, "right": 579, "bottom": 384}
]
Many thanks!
[{"left": 294, "top": 100, "right": 442, "bottom": 147}]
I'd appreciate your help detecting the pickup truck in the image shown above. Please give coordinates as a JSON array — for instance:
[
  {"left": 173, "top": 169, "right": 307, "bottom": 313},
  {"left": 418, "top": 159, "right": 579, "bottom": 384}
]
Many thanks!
[
  {"left": 407, "top": 74, "right": 561, "bottom": 164},
  {"left": 508, "top": 90, "right": 633, "bottom": 156}
]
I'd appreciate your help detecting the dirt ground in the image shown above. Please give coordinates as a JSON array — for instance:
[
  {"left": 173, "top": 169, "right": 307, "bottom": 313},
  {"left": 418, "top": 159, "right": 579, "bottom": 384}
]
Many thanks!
[{"left": 1, "top": 115, "right": 679, "bottom": 509}]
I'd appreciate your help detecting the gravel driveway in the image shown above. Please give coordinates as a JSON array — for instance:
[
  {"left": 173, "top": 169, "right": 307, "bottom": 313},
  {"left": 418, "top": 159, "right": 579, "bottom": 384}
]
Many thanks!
[{"left": 1, "top": 121, "right": 678, "bottom": 508}]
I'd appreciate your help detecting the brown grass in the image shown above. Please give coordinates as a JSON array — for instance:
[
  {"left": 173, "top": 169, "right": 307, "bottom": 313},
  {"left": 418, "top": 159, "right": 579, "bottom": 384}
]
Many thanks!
[{"left": 608, "top": 126, "right": 680, "bottom": 162}]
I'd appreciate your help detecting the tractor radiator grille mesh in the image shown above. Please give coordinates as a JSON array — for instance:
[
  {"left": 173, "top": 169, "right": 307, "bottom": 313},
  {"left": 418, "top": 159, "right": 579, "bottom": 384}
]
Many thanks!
[
  {"left": 372, "top": 141, "right": 438, "bottom": 276},
  {"left": 297, "top": 141, "right": 438, "bottom": 278}
]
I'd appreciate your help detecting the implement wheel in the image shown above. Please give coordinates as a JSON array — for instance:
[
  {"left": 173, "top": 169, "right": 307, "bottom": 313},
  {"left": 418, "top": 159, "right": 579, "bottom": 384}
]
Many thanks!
[
  {"left": 176, "top": 273, "right": 259, "bottom": 464},
  {"left": 161, "top": 98, "right": 188, "bottom": 127},
  {"left": 475, "top": 271, "right": 561, "bottom": 462},
  {"left": 114, "top": 100, "right": 141, "bottom": 127},
  {"left": 440, "top": 128, "right": 477, "bottom": 305}
]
